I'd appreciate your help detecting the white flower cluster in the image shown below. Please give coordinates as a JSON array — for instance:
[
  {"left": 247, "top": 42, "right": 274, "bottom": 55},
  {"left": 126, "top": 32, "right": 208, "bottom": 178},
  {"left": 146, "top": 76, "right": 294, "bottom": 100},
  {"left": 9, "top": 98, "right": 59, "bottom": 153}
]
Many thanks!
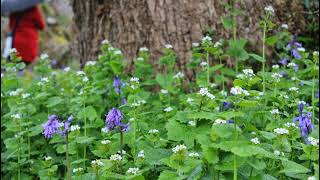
[
  {"left": 101, "top": 127, "right": 109, "bottom": 133},
  {"left": 136, "top": 57, "right": 144, "bottom": 61},
  {"left": 250, "top": 137, "right": 260, "bottom": 144},
  {"left": 313, "top": 51, "right": 319, "bottom": 56},
  {"left": 22, "top": 93, "right": 31, "bottom": 99},
  {"left": 187, "top": 98, "right": 194, "bottom": 103},
  {"left": 274, "top": 150, "right": 285, "bottom": 156},
  {"left": 64, "top": 67, "right": 71, "bottom": 72},
  {"left": 298, "top": 101, "right": 307, "bottom": 105},
  {"left": 200, "top": 62, "right": 208, "bottom": 67},
  {"left": 164, "top": 106, "right": 173, "bottom": 112},
  {"left": 289, "top": 87, "right": 299, "bottom": 92},
  {"left": 214, "top": 41, "right": 222, "bottom": 48},
  {"left": 281, "top": 24, "right": 288, "bottom": 29},
  {"left": 287, "top": 62, "right": 297, "bottom": 68},
  {"left": 127, "top": 167, "right": 140, "bottom": 175},
  {"left": 137, "top": 150, "right": 145, "bottom": 158},
  {"left": 9, "top": 88, "right": 23, "bottom": 96},
  {"left": 280, "top": 94, "right": 289, "bottom": 99},
  {"left": 270, "top": 109, "right": 280, "bottom": 115},
  {"left": 172, "top": 144, "right": 187, "bottom": 154},
  {"left": 242, "top": 69, "right": 255, "bottom": 78},
  {"left": 297, "top": 47, "right": 305, "bottom": 52},
  {"left": 188, "top": 152, "right": 200, "bottom": 158},
  {"left": 230, "top": 86, "right": 249, "bottom": 96},
  {"left": 164, "top": 44, "right": 173, "bottom": 49},
  {"left": 273, "top": 128, "right": 289, "bottom": 135},
  {"left": 308, "top": 176, "right": 317, "bottom": 180},
  {"left": 11, "top": 114, "right": 21, "bottom": 119},
  {"left": 131, "top": 100, "right": 146, "bottom": 107},
  {"left": 40, "top": 53, "right": 49, "bottom": 60},
  {"left": 44, "top": 156, "right": 52, "bottom": 161},
  {"left": 214, "top": 119, "right": 227, "bottom": 124},
  {"left": 101, "top": 39, "right": 109, "bottom": 45},
  {"left": 73, "top": 168, "right": 83, "bottom": 173},
  {"left": 202, "top": 36, "right": 212, "bottom": 43},
  {"left": 271, "top": 73, "right": 283, "bottom": 82},
  {"left": 10, "top": 48, "right": 17, "bottom": 53},
  {"left": 70, "top": 125, "right": 80, "bottom": 131},
  {"left": 188, "top": 121, "right": 196, "bottom": 127},
  {"left": 161, "top": 89, "right": 168, "bottom": 94},
  {"left": 101, "top": 139, "right": 111, "bottom": 145},
  {"left": 118, "top": 150, "right": 127, "bottom": 155},
  {"left": 139, "top": 47, "right": 148, "bottom": 52},
  {"left": 308, "top": 137, "right": 319, "bottom": 146},
  {"left": 272, "top": 64, "right": 280, "bottom": 69},
  {"left": 91, "top": 159, "right": 104, "bottom": 166},
  {"left": 173, "top": 72, "right": 184, "bottom": 79},
  {"left": 110, "top": 154, "right": 122, "bottom": 161},
  {"left": 148, "top": 129, "right": 159, "bottom": 134},
  {"left": 114, "top": 50, "right": 122, "bottom": 55},
  {"left": 264, "top": 5, "right": 275, "bottom": 14},
  {"left": 192, "top": 42, "right": 199, "bottom": 47},
  {"left": 82, "top": 76, "right": 89, "bottom": 83},
  {"left": 86, "top": 61, "right": 97, "bottom": 66},
  {"left": 284, "top": 122, "right": 297, "bottom": 128},
  {"left": 198, "top": 88, "right": 215, "bottom": 99}
]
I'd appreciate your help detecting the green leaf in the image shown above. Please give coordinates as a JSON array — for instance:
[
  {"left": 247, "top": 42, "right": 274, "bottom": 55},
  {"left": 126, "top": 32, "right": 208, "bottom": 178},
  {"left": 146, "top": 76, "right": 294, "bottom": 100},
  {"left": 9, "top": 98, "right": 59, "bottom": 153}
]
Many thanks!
[
  {"left": 202, "top": 146, "right": 219, "bottom": 164},
  {"left": 280, "top": 160, "right": 310, "bottom": 174},
  {"left": 226, "top": 39, "right": 249, "bottom": 60},
  {"left": 46, "top": 96, "right": 64, "bottom": 108},
  {"left": 75, "top": 136, "right": 96, "bottom": 144},
  {"left": 222, "top": 18, "right": 233, "bottom": 30},
  {"left": 211, "top": 124, "right": 234, "bottom": 139},
  {"left": 187, "top": 112, "right": 216, "bottom": 120},
  {"left": 156, "top": 74, "right": 174, "bottom": 89},
  {"left": 248, "top": 53, "right": 265, "bottom": 62},
  {"left": 260, "top": 131, "right": 277, "bottom": 140},
  {"left": 266, "top": 36, "right": 278, "bottom": 46},
  {"left": 77, "top": 106, "right": 98, "bottom": 121},
  {"left": 238, "top": 100, "right": 258, "bottom": 108},
  {"left": 158, "top": 171, "right": 178, "bottom": 180}
]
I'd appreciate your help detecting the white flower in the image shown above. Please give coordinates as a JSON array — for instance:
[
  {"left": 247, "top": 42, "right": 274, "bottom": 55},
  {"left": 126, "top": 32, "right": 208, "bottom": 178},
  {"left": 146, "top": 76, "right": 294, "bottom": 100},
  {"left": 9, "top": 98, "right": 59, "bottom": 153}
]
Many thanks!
[
  {"left": 148, "top": 129, "right": 159, "bottom": 134},
  {"left": 287, "top": 62, "right": 297, "bottom": 68},
  {"left": 127, "top": 167, "right": 139, "bottom": 175},
  {"left": 264, "top": 5, "right": 275, "bottom": 14},
  {"left": 41, "top": 77, "right": 49, "bottom": 83},
  {"left": 161, "top": 89, "right": 168, "bottom": 94},
  {"left": 172, "top": 144, "right": 187, "bottom": 154},
  {"left": 40, "top": 53, "right": 49, "bottom": 60},
  {"left": 164, "top": 107, "right": 173, "bottom": 112},
  {"left": 187, "top": 98, "right": 194, "bottom": 103},
  {"left": 198, "top": 88, "right": 215, "bottom": 99},
  {"left": 273, "top": 150, "right": 280, "bottom": 156},
  {"left": 102, "top": 39, "right": 109, "bottom": 45},
  {"left": 308, "top": 176, "right": 317, "bottom": 180},
  {"left": 214, "top": 41, "right": 222, "bottom": 48},
  {"left": 214, "top": 119, "right": 227, "bottom": 124},
  {"left": 202, "top": 36, "right": 212, "bottom": 43},
  {"left": 259, "top": 92, "right": 264, "bottom": 96},
  {"left": 70, "top": 125, "right": 81, "bottom": 131},
  {"left": 308, "top": 137, "right": 319, "bottom": 146},
  {"left": 137, "top": 150, "right": 145, "bottom": 158},
  {"left": 270, "top": 109, "right": 280, "bottom": 115},
  {"left": 117, "top": 150, "right": 127, "bottom": 155},
  {"left": 76, "top": 71, "right": 86, "bottom": 76},
  {"left": 91, "top": 159, "right": 104, "bottom": 166},
  {"left": 274, "top": 128, "right": 289, "bottom": 135},
  {"left": 236, "top": 74, "right": 245, "bottom": 79},
  {"left": 10, "top": 48, "right": 17, "bottom": 53},
  {"left": 284, "top": 122, "right": 296, "bottom": 128},
  {"left": 289, "top": 87, "right": 299, "bottom": 92},
  {"left": 251, "top": 132, "right": 257, "bottom": 135},
  {"left": 200, "top": 61, "right": 208, "bottom": 67},
  {"left": 130, "top": 85, "right": 137, "bottom": 90},
  {"left": 230, "top": 86, "right": 249, "bottom": 96},
  {"left": 130, "top": 77, "right": 140, "bottom": 83},
  {"left": 64, "top": 67, "right": 70, "bottom": 72},
  {"left": 1, "top": 73, "right": 4, "bottom": 78},
  {"left": 44, "top": 156, "right": 52, "bottom": 161},
  {"left": 136, "top": 57, "right": 144, "bottom": 61},
  {"left": 108, "top": 47, "right": 115, "bottom": 51},
  {"left": 281, "top": 24, "right": 288, "bottom": 29},
  {"left": 11, "top": 114, "right": 21, "bottom": 119},
  {"left": 188, "top": 152, "right": 200, "bottom": 158},
  {"left": 82, "top": 76, "right": 89, "bottom": 82},
  {"left": 220, "top": 91, "right": 227, "bottom": 96},
  {"left": 313, "top": 51, "right": 319, "bottom": 56},
  {"left": 73, "top": 167, "right": 83, "bottom": 173},
  {"left": 206, "top": 93, "right": 215, "bottom": 99},
  {"left": 297, "top": 47, "right": 305, "bottom": 52},
  {"left": 101, "top": 127, "right": 109, "bottom": 133},
  {"left": 139, "top": 47, "right": 148, "bottom": 52},
  {"left": 173, "top": 72, "right": 184, "bottom": 79},
  {"left": 250, "top": 137, "right": 260, "bottom": 144},
  {"left": 164, "top": 44, "right": 173, "bottom": 49},
  {"left": 22, "top": 93, "right": 31, "bottom": 99},
  {"left": 188, "top": 121, "right": 196, "bottom": 127},
  {"left": 242, "top": 69, "right": 255, "bottom": 78},
  {"left": 86, "top": 61, "right": 97, "bottom": 66},
  {"left": 271, "top": 73, "right": 283, "bottom": 82},
  {"left": 272, "top": 65, "right": 280, "bottom": 69},
  {"left": 192, "top": 42, "right": 199, "bottom": 47},
  {"left": 114, "top": 50, "right": 122, "bottom": 55},
  {"left": 110, "top": 154, "right": 122, "bottom": 161}
]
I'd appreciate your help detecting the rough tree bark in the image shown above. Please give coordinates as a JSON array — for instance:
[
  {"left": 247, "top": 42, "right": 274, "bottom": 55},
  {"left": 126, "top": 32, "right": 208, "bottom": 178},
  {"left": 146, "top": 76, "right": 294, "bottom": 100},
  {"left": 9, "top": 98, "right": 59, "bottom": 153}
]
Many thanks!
[{"left": 70, "top": 0, "right": 310, "bottom": 77}]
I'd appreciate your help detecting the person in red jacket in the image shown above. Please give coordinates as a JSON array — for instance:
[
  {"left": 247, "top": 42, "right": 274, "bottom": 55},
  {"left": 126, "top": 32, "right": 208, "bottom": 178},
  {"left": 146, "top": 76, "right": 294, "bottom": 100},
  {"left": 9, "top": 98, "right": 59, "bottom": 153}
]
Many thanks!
[{"left": 9, "top": 5, "right": 45, "bottom": 64}]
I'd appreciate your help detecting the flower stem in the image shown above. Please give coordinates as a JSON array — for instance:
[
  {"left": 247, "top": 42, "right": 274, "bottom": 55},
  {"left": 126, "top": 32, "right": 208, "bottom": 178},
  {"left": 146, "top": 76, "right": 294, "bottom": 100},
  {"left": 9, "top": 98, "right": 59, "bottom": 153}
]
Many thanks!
[
  {"left": 219, "top": 57, "right": 225, "bottom": 91},
  {"left": 66, "top": 134, "right": 71, "bottom": 180},
  {"left": 233, "top": 109, "right": 238, "bottom": 180},
  {"left": 83, "top": 100, "right": 87, "bottom": 169},
  {"left": 262, "top": 21, "right": 267, "bottom": 96},
  {"left": 312, "top": 73, "right": 315, "bottom": 124},
  {"left": 120, "top": 131, "right": 124, "bottom": 171},
  {"left": 206, "top": 51, "right": 210, "bottom": 85}
]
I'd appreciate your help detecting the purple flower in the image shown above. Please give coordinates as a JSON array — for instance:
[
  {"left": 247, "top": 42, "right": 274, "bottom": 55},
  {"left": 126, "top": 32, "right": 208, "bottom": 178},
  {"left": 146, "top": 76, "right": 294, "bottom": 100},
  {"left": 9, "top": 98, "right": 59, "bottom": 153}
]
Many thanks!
[
  {"left": 119, "top": 123, "right": 130, "bottom": 132},
  {"left": 294, "top": 112, "right": 314, "bottom": 142},
  {"left": 298, "top": 102, "right": 304, "bottom": 114},
  {"left": 42, "top": 115, "right": 61, "bottom": 139},
  {"left": 105, "top": 108, "right": 129, "bottom": 132},
  {"left": 60, "top": 115, "right": 73, "bottom": 137},
  {"left": 292, "top": 49, "right": 301, "bottom": 59},
  {"left": 227, "top": 119, "right": 235, "bottom": 124},
  {"left": 221, "top": 102, "right": 232, "bottom": 111},
  {"left": 286, "top": 35, "right": 303, "bottom": 60},
  {"left": 121, "top": 97, "right": 127, "bottom": 105},
  {"left": 113, "top": 76, "right": 124, "bottom": 94},
  {"left": 280, "top": 71, "right": 287, "bottom": 77},
  {"left": 18, "top": 69, "right": 23, "bottom": 77},
  {"left": 298, "top": 81, "right": 304, "bottom": 86},
  {"left": 293, "top": 64, "right": 299, "bottom": 72},
  {"left": 280, "top": 58, "right": 288, "bottom": 66}
]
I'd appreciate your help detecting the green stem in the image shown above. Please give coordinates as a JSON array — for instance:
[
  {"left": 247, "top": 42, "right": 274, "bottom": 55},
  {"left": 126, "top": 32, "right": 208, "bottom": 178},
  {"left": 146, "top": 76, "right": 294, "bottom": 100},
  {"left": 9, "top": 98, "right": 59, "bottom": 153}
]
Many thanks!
[
  {"left": 312, "top": 73, "right": 315, "bottom": 124},
  {"left": 120, "top": 131, "right": 124, "bottom": 171},
  {"left": 206, "top": 51, "right": 210, "bottom": 85},
  {"left": 18, "top": 120, "right": 21, "bottom": 180},
  {"left": 262, "top": 21, "right": 267, "bottom": 95},
  {"left": 66, "top": 135, "right": 71, "bottom": 180},
  {"left": 28, "top": 135, "right": 30, "bottom": 160},
  {"left": 233, "top": 108, "right": 238, "bottom": 180},
  {"left": 83, "top": 100, "right": 87, "bottom": 169},
  {"left": 220, "top": 57, "right": 225, "bottom": 91}
]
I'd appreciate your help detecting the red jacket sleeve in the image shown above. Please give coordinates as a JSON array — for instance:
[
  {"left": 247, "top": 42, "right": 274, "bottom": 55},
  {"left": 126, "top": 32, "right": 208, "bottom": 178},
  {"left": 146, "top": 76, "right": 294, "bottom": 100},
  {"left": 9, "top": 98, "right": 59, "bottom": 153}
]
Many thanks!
[{"left": 33, "top": 6, "right": 45, "bottom": 30}]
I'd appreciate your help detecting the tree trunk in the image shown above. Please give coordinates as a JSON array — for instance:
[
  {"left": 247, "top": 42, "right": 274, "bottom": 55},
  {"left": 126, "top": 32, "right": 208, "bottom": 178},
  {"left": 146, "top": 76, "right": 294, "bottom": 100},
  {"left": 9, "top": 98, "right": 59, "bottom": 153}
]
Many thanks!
[{"left": 70, "top": 0, "right": 310, "bottom": 77}]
